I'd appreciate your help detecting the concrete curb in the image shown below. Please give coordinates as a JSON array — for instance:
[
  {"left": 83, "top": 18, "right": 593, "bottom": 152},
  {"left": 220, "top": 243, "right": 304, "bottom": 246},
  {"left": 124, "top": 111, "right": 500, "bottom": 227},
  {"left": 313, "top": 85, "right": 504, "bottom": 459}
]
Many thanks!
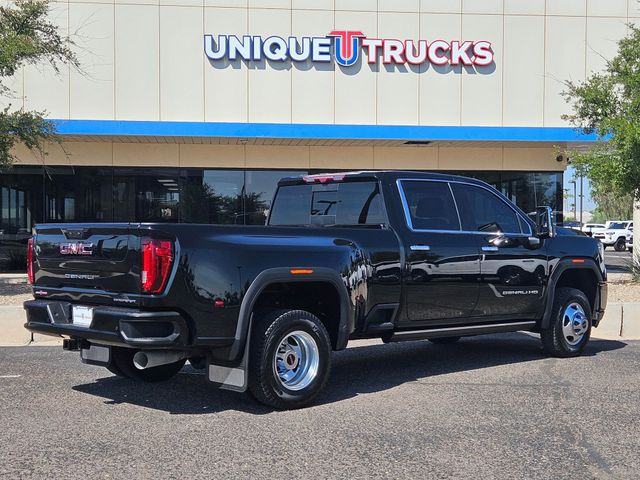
[
  {"left": 0, "top": 305, "right": 62, "bottom": 347},
  {"left": 0, "top": 273, "right": 29, "bottom": 286},
  {"left": 592, "top": 302, "right": 640, "bottom": 340}
]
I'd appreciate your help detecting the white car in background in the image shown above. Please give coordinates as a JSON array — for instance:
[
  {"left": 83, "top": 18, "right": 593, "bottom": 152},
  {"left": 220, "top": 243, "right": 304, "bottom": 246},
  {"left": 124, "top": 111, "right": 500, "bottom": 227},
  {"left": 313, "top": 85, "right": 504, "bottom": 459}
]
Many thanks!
[
  {"left": 581, "top": 223, "right": 606, "bottom": 237},
  {"left": 593, "top": 221, "right": 633, "bottom": 251}
]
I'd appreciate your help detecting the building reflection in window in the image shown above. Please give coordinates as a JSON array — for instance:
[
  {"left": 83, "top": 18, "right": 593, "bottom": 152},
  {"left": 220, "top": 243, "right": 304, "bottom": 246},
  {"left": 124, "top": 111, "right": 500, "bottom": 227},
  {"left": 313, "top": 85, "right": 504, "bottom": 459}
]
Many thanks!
[
  {"left": 113, "top": 168, "right": 180, "bottom": 222},
  {"left": 180, "top": 169, "right": 244, "bottom": 224},
  {"left": 0, "top": 166, "right": 563, "bottom": 231}
]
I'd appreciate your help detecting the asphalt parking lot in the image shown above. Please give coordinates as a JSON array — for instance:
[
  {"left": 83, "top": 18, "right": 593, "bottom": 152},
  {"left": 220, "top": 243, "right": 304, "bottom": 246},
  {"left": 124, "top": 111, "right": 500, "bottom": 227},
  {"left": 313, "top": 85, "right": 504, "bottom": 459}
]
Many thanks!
[
  {"left": 1, "top": 335, "right": 639, "bottom": 479},
  {"left": 604, "top": 249, "right": 632, "bottom": 273}
]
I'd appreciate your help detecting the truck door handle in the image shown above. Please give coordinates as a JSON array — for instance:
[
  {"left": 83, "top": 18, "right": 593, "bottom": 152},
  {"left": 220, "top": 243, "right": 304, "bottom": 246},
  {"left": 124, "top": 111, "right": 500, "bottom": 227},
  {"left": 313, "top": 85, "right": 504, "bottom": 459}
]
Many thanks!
[
  {"left": 481, "top": 246, "right": 499, "bottom": 252},
  {"left": 410, "top": 245, "right": 431, "bottom": 251}
]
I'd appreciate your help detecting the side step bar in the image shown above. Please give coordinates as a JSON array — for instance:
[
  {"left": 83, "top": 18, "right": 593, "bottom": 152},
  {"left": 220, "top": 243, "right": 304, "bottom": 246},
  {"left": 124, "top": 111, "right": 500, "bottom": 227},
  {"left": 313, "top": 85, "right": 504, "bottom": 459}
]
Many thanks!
[{"left": 385, "top": 321, "right": 537, "bottom": 343}]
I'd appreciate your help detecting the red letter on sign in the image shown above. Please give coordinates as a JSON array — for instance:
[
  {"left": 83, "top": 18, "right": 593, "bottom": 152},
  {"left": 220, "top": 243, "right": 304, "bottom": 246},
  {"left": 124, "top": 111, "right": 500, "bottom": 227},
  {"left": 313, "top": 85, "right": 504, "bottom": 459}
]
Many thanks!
[{"left": 472, "top": 41, "right": 493, "bottom": 66}]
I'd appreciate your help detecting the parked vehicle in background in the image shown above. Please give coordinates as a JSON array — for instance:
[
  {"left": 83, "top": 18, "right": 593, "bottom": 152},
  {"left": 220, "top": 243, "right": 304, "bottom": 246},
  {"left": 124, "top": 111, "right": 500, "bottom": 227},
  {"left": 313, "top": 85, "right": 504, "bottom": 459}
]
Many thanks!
[
  {"left": 558, "top": 221, "right": 583, "bottom": 232},
  {"left": 593, "top": 221, "right": 633, "bottom": 251},
  {"left": 23, "top": 171, "right": 608, "bottom": 409},
  {"left": 582, "top": 223, "right": 606, "bottom": 237}
]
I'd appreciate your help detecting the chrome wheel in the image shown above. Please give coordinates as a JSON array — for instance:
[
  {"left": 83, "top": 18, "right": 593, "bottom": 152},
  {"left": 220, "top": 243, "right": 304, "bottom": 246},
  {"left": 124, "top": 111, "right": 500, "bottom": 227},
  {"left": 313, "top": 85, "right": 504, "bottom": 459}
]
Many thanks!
[
  {"left": 273, "top": 330, "right": 319, "bottom": 391},
  {"left": 561, "top": 302, "right": 589, "bottom": 346}
]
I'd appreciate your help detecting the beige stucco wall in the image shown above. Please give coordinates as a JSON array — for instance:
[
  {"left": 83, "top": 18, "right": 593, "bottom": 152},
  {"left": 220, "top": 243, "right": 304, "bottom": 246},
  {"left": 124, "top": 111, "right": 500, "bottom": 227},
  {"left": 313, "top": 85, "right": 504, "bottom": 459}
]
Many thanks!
[
  {"left": 11, "top": 141, "right": 565, "bottom": 171},
  {"left": 0, "top": 0, "right": 637, "bottom": 128}
]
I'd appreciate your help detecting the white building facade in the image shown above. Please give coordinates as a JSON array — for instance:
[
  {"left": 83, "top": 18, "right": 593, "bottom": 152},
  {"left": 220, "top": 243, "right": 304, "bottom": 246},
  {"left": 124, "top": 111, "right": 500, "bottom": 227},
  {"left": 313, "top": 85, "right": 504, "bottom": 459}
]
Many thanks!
[{"left": 0, "top": 0, "right": 636, "bottom": 240}]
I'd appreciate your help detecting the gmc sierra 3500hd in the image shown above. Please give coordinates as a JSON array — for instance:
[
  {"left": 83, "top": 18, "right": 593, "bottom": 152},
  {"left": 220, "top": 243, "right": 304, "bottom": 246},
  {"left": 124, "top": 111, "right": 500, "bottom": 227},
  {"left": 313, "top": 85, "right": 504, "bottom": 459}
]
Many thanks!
[{"left": 24, "top": 171, "right": 607, "bottom": 409}]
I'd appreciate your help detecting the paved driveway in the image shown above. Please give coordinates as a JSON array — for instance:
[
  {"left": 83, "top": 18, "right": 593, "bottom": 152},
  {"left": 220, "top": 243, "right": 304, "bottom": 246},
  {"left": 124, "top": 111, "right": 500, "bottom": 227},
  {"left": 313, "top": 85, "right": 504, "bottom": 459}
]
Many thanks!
[
  {"left": 605, "top": 249, "right": 632, "bottom": 273},
  {"left": 1, "top": 335, "right": 638, "bottom": 479}
]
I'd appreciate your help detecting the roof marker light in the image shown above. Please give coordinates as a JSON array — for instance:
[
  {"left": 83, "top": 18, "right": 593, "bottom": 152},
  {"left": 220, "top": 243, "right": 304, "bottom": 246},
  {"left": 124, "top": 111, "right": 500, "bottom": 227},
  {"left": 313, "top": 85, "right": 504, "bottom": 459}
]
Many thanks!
[{"left": 290, "top": 269, "right": 314, "bottom": 275}]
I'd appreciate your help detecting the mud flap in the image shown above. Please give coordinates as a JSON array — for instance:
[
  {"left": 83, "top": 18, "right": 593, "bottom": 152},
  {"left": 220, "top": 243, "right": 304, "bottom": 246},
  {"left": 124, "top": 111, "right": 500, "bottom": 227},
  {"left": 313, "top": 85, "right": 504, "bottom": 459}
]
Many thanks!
[{"left": 207, "top": 319, "right": 251, "bottom": 393}]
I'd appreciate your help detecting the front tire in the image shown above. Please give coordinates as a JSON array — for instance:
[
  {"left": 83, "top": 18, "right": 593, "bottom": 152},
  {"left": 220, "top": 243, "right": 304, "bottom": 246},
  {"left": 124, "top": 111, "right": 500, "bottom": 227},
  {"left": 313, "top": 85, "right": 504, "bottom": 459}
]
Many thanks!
[
  {"left": 614, "top": 238, "right": 626, "bottom": 252},
  {"left": 541, "top": 288, "right": 592, "bottom": 357},
  {"left": 248, "top": 310, "right": 331, "bottom": 410},
  {"left": 111, "top": 347, "right": 186, "bottom": 382}
]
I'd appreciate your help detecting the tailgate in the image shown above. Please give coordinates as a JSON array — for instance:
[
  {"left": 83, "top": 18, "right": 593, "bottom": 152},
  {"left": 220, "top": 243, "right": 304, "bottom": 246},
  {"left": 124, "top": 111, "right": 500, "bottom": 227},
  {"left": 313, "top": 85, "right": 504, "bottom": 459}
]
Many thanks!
[{"left": 34, "top": 224, "right": 141, "bottom": 295}]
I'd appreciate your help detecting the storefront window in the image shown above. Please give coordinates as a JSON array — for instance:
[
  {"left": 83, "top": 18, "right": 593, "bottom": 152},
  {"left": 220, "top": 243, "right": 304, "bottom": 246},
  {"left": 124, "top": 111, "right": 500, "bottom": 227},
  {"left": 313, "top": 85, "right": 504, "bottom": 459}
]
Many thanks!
[
  {"left": 451, "top": 171, "right": 563, "bottom": 220},
  {"left": 44, "top": 167, "right": 113, "bottom": 223},
  {"left": 0, "top": 167, "right": 563, "bottom": 232},
  {"left": 180, "top": 169, "right": 244, "bottom": 224},
  {"left": 0, "top": 167, "right": 43, "bottom": 271},
  {"left": 0, "top": 167, "right": 43, "bottom": 233},
  {"left": 244, "top": 170, "right": 305, "bottom": 225},
  {"left": 114, "top": 168, "right": 179, "bottom": 222}
]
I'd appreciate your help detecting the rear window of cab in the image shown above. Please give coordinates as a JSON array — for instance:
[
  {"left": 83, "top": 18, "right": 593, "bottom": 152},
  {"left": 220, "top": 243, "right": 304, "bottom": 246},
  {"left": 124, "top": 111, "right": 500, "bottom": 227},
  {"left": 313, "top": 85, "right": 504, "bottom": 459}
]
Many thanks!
[{"left": 268, "top": 182, "right": 386, "bottom": 227}]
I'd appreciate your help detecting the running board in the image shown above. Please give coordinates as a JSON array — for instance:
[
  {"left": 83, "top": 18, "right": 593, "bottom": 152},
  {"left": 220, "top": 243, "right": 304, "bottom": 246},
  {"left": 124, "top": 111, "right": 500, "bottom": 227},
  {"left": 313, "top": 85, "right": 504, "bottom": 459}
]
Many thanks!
[{"left": 385, "top": 321, "right": 537, "bottom": 343}]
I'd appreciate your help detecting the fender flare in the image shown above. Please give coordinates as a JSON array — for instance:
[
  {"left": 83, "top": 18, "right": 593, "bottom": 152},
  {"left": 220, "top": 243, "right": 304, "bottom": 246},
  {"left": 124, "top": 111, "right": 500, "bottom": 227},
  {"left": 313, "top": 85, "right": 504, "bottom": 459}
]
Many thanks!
[
  {"left": 228, "top": 267, "right": 354, "bottom": 363},
  {"left": 541, "top": 258, "right": 604, "bottom": 329}
]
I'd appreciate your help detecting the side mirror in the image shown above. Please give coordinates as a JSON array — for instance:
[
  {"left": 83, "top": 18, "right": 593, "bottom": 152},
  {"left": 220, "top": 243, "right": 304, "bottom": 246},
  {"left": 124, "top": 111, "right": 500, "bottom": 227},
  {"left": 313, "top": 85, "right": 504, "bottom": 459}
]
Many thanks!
[{"left": 535, "top": 206, "right": 556, "bottom": 238}]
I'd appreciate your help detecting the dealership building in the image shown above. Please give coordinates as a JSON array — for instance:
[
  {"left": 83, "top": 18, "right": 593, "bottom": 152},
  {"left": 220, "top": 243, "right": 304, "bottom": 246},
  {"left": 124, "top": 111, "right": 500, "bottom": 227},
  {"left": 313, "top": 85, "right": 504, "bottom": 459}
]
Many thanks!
[{"left": 1, "top": 0, "right": 637, "bottom": 241}]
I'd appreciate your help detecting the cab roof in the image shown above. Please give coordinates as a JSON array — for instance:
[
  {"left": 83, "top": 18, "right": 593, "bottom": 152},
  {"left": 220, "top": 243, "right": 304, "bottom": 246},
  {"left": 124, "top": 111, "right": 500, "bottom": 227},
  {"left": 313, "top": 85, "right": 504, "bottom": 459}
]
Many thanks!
[{"left": 278, "top": 170, "right": 492, "bottom": 188}]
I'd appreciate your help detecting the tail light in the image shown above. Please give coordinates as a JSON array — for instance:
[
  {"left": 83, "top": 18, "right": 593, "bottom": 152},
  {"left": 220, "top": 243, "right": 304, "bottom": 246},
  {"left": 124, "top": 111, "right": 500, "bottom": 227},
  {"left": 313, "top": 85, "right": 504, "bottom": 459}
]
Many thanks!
[
  {"left": 27, "top": 237, "right": 35, "bottom": 284},
  {"left": 141, "top": 237, "right": 174, "bottom": 294}
]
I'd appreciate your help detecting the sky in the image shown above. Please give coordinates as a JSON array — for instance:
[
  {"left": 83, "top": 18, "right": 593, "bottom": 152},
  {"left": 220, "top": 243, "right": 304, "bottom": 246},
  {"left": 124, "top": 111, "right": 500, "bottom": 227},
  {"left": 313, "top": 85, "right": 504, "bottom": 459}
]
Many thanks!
[{"left": 564, "top": 166, "right": 596, "bottom": 212}]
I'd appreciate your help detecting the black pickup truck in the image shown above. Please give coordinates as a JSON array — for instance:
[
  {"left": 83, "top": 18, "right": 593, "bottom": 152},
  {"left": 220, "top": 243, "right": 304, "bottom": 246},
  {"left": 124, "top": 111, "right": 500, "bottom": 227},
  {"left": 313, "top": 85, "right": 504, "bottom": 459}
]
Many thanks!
[{"left": 24, "top": 171, "right": 607, "bottom": 409}]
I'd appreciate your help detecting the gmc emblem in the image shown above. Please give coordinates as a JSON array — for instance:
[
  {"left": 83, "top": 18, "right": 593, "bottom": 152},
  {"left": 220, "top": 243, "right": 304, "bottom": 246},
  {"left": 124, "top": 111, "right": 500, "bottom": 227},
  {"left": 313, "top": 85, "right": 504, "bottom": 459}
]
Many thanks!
[{"left": 60, "top": 242, "right": 94, "bottom": 256}]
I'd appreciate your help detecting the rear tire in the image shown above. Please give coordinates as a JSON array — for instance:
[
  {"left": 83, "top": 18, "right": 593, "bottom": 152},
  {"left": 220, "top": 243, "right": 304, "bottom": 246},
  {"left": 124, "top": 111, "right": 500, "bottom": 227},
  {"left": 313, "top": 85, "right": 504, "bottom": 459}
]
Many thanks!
[
  {"left": 540, "top": 288, "right": 591, "bottom": 358},
  {"left": 248, "top": 309, "right": 331, "bottom": 410},
  {"left": 111, "top": 347, "right": 186, "bottom": 382},
  {"left": 188, "top": 356, "right": 207, "bottom": 370},
  {"left": 614, "top": 238, "right": 626, "bottom": 252},
  {"left": 428, "top": 336, "right": 461, "bottom": 344}
]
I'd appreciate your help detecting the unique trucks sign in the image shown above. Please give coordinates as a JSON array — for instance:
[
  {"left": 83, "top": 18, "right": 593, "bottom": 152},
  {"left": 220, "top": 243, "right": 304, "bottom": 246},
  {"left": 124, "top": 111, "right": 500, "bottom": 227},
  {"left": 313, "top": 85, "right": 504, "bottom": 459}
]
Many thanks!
[{"left": 204, "top": 30, "right": 494, "bottom": 67}]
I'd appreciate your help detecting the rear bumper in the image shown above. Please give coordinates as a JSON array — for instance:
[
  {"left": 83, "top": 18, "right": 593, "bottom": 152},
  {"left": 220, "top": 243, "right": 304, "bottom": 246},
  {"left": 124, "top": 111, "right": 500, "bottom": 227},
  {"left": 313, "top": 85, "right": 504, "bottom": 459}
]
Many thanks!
[{"left": 24, "top": 299, "right": 190, "bottom": 348}]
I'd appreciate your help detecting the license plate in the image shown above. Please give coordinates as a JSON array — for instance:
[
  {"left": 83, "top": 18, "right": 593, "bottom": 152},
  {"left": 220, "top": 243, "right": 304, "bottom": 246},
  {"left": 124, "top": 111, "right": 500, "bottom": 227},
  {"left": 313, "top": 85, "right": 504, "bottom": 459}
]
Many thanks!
[{"left": 72, "top": 306, "right": 93, "bottom": 327}]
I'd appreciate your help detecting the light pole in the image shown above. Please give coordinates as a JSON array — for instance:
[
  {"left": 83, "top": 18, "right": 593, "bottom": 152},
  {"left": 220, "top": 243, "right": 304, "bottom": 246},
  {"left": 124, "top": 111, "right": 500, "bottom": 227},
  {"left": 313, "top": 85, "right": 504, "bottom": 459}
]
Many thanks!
[
  {"left": 569, "top": 178, "right": 577, "bottom": 221},
  {"left": 579, "top": 174, "right": 584, "bottom": 224}
]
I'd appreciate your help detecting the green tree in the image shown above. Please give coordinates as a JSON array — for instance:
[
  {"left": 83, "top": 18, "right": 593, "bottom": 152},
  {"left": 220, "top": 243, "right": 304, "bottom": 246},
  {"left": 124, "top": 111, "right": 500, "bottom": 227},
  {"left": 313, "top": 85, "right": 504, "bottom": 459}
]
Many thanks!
[
  {"left": 0, "top": 0, "right": 78, "bottom": 170},
  {"left": 563, "top": 24, "right": 640, "bottom": 258}
]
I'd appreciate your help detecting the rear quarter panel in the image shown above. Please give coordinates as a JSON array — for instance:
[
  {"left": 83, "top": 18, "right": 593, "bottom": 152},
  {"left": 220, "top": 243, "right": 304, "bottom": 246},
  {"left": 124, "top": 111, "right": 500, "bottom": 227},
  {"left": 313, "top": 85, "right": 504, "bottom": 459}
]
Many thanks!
[{"left": 149, "top": 224, "right": 402, "bottom": 343}]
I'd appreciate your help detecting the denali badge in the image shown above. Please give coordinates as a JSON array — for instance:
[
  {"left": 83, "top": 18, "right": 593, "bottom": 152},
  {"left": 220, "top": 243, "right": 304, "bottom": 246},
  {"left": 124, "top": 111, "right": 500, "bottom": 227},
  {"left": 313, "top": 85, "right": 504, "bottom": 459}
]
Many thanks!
[{"left": 60, "top": 242, "right": 94, "bottom": 256}]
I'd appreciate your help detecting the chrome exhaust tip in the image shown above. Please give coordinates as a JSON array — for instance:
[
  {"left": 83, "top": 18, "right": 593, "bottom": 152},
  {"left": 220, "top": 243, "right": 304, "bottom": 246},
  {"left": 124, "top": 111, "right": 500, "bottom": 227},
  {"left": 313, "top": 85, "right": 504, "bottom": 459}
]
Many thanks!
[{"left": 133, "top": 351, "right": 188, "bottom": 370}]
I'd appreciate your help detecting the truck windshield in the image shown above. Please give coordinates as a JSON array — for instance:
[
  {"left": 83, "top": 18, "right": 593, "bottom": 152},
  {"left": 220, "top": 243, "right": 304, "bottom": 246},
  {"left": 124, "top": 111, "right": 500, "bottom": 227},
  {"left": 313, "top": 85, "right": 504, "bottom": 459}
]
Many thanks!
[
  {"left": 269, "top": 181, "right": 386, "bottom": 227},
  {"left": 609, "top": 222, "right": 627, "bottom": 229}
]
